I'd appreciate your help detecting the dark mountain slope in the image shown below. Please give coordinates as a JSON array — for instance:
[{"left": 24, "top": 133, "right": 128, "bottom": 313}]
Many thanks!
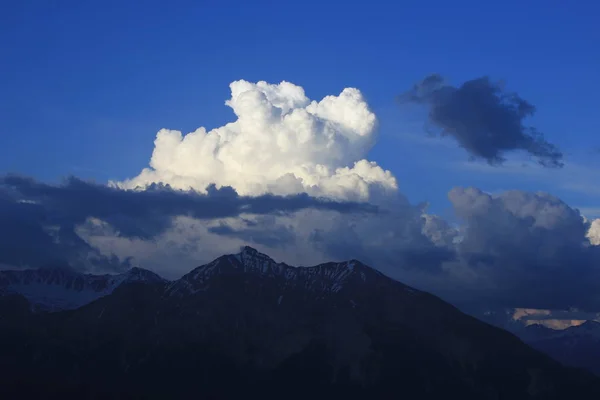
[{"left": 0, "top": 247, "right": 598, "bottom": 399}]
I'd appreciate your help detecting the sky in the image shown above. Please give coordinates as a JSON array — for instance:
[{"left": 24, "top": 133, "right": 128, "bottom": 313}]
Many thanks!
[{"left": 2, "top": 0, "right": 600, "bottom": 327}]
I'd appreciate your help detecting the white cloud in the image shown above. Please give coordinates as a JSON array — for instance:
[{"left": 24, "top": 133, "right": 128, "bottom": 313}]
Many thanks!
[
  {"left": 587, "top": 219, "right": 600, "bottom": 245},
  {"left": 511, "top": 308, "right": 600, "bottom": 330},
  {"left": 84, "top": 80, "right": 437, "bottom": 280},
  {"left": 512, "top": 308, "right": 552, "bottom": 321},
  {"left": 116, "top": 80, "right": 396, "bottom": 202}
]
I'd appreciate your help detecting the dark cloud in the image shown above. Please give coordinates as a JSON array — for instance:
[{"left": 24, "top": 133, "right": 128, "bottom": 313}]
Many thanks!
[
  {"left": 208, "top": 217, "right": 297, "bottom": 248},
  {"left": 298, "top": 186, "right": 600, "bottom": 313},
  {"left": 5, "top": 174, "right": 599, "bottom": 314},
  {"left": 400, "top": 74, "right": 563, "bottom": 167},
  {"left": 445, "top": 187, "right": 600, "bottom": 311},
  {"left": 0, "top": 174, "right": 377, "bottom": 271},
  {"left": 0, "top": 192, "right": 131, "bottom": 272}
]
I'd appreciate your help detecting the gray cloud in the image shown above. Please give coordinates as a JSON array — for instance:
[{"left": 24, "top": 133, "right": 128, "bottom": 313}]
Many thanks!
[
  {"left": 308, "top": 202, "right": 456, "bottom": 273},
  {"left": 4, "top": 174, "right": 599, "bottom": 314},
  {"left": 400, "top": 74, "right": 563, "bottom": 167},
  {"left": 445, "top": 187, "right": 600, "bottom": 311},
  {"left": 208, "top": 216, "right": 297, "bottom": 248},
  {"left": 300, "top": 186, "right": 600, "bottom": 314},
  {"left": 0, "top": 174, "right": 377, "bottom": 271},
  {"left": 0, "top": 190, "right": 131, "bottom": 272}
]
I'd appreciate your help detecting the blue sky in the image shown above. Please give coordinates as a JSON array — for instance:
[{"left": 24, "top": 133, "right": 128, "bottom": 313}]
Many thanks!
[{"left": 2, "top": 0, "right": 600, "bottom": 220}]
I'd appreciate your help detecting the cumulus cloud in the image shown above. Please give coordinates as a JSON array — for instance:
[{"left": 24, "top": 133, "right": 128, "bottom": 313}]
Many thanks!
[
  {"left": 586, "top": 218, "right": 600, "bottom": 245},
  {"left": 400, "top": 74, "right": 563, "bottom": 167},
  {"left": 95, "top": 79, "right": 448, "bottom": 277},
  {"left": 444, "top": 187, "right": 600, "bottom": 311},
  {"left": 117, "top": 80, "right": 397, "bottom": 202}
]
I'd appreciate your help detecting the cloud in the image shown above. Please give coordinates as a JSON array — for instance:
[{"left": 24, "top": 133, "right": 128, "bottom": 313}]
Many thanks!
[
  {"left": 207, "top": 216, "right": 297, "bottom": 248},
  {"left": 0, "top": 186, "right": 131, "bottom": 273},
  {"left": 443, "top": 187, "right": 600, "bottom": 311},
  {"left": 400, "top": 74, "right": 563, "bottom": 167},
  {"left": 529, "top": 319, "right": 587, "bottom": 330},
  {"left": 117, "top": 80, "right": 397, "bottom": 202},
  {"left": 586, "top": 218, "right": 600, "bottom": 245},
  {"left": 513, "top": 308, "right": 600, "bottom": 323},
  {"left": 512, "top": 308, "right": 552, "bottom": 320},
  {"left": 510, "top": 308, "right": 600, "bottom": 329},
  {"left": 2, "top": 174, "right": 377, "bottom": 236},
  {"left": 94, "top": 78, "right": 448, "bottom": 277},
  {"left": 0, "top": 174, "right": 377, "bottom": 271}
]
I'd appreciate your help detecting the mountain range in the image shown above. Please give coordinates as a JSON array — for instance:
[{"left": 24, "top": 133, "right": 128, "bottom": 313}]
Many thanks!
[
  {"left": 519, "top": 321, "right": 600, "bottom": 375},
  {"left": 466, "top": 307, "right": 600, "bottom": 377},
  {"left": 1, "top": 246, "right": 599, "bottom": 399},
  {"left": 0, "top": 265, "right": 165, "bottom": 311}
]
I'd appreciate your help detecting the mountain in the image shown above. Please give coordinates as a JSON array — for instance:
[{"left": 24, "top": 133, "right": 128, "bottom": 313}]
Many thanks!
[
  {"left": 0, "top": 265, "right": 166, "bottom": 311},
  {"left": 0, "top": 246, "right": 599, "bottom": 399},
  {"left": 468, "top": 306, "right": 600, "bottom": 376},
  {"left": 522, "top": 321, "right": 600, "bottom": 375}
]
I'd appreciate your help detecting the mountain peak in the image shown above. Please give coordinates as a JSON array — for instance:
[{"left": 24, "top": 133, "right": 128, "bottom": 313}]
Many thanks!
[
  {"left": 167, "top": 246, "right": 411, "bottom": 300},
  {"left": 564, "top": 320, "right": 600, "bottom": 337},
  {"left": 235, "top": 246, "right": 374, "bottom": 275},
  {"left": 124, "top": 267, "right": 166, "bottom": 283},
  {"left": 237, "top": 245, "right": 277, "bottom": 262},
  {"left": 240, "top": 245, "right": 259, "bottom": 255},
  {"left": 579, "top": 320, "right": 600, "bottom": 329}
]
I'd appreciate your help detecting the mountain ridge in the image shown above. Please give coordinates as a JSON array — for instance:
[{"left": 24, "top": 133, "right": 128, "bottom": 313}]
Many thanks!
[
  {"left": 1, "top": 246, "right": 600, "bottom": 398},
  {"left": 167, "top": 246, "right": 401, "bottom": 299},
  {"left": 0, "top": 264, "right": 166, "bottom": 311},
  {"left": 522, "top": 321, "right": 600, "bottom": 375}
]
